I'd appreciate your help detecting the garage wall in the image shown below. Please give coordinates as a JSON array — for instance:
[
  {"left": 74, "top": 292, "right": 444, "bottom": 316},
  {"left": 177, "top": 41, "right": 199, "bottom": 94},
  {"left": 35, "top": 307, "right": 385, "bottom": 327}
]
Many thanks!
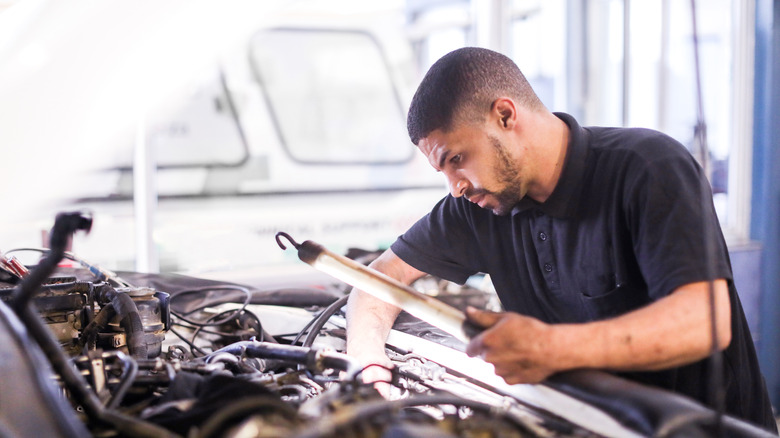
[
  {"left": 731, "top": 244, "right": 763, "bottom": 341},
  {"left": 751, "top": 0, "right": 780, "bottom": 407}
]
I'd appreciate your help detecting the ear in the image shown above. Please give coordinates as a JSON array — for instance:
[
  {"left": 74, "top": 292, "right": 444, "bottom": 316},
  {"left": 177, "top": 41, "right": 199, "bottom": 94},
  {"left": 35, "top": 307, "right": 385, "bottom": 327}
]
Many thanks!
[{"left": 491, "top": 98, "right": 517, "bottom": 130}]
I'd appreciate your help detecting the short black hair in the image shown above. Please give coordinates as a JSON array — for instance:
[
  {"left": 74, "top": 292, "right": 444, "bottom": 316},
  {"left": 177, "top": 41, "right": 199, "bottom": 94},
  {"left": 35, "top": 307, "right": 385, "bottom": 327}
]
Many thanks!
[{"left": 407, "top": 47, "right": 544, "bottom": 145}]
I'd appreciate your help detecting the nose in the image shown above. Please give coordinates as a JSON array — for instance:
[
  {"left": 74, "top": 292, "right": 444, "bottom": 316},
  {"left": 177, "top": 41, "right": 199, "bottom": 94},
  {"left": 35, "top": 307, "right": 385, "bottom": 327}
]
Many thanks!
[{"left": 449, "top": 177, "right": 468, "bottom": 198}]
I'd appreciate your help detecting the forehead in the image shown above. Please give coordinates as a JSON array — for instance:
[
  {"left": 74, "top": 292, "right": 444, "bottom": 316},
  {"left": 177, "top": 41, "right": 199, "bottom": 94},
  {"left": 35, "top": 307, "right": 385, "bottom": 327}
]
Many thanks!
[
  {"left": 417, "top": 130, "right": 452, "bottom": 170},
  {"left": 419, "top": 122, "right": 483, "bottom": 151},
  {"left": 417, "top": 130, "right": 446, "bottom": 154}
]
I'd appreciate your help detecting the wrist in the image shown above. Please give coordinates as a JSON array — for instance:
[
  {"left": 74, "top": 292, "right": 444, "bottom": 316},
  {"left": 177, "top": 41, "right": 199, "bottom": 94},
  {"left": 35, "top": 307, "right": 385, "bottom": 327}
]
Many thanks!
[
  {"left": 547, "top": 321, "right": 601, "bottom": 372},
  {"left": 346, "top": 339, "right": 388, "bottom": 361}
]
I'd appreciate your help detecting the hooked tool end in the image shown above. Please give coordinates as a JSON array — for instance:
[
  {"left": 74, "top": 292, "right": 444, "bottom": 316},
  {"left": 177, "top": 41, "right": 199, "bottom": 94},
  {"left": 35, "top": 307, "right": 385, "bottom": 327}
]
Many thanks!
[{"left": 275, "top": 232, "right": 301, "bottom": 250}]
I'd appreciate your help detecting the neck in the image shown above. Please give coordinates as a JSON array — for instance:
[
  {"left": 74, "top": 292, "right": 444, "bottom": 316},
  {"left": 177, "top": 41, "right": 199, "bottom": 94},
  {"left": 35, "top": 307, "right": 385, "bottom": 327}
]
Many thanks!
[{"left": 527, "top": 113, "right": 570, "bottom": 203}]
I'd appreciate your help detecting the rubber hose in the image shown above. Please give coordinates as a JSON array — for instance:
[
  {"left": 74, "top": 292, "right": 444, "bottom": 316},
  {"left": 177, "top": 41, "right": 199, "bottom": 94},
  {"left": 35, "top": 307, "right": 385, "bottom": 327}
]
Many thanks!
[
  {"left": 11, "top": 212, "right": 91, "bottom": 312},
  {"left": 80, "top": 303, "right": 117, "bottom": 352},
  {"left": 110, "top": 292, "right": 148, "bottom": 359},
  {"left": 20, "top": 304, "right": 180, "bottom": 438}
]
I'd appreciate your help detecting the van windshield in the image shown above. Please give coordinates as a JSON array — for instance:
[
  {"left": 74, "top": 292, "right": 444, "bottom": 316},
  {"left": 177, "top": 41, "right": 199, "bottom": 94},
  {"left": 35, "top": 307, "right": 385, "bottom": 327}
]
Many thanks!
[{"left": 249, "top": 29, "right": 414, "bottom": 164}]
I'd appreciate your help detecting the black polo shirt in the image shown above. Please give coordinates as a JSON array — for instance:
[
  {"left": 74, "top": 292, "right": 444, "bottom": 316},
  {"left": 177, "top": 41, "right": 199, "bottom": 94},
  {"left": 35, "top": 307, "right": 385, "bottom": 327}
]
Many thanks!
[{"left": 392, "top": 113, "right": 776, "bottom": 431}]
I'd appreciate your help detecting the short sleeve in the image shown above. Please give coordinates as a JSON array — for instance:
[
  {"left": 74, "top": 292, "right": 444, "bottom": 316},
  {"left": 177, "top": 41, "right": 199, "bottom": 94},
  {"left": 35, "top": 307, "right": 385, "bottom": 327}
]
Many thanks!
[
  {"left": 391, "top": 195, "right": 482, "bottom": 284},
  {"left": 624, "top": 137, "right": 732, "bottom": 299}
]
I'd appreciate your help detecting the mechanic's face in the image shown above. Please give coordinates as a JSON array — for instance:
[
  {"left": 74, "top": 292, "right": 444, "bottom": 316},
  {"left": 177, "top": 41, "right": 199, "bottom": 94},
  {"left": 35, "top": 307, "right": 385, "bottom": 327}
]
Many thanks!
[{"left": 418, "top": 122, "right": 527, "bottom": 216}]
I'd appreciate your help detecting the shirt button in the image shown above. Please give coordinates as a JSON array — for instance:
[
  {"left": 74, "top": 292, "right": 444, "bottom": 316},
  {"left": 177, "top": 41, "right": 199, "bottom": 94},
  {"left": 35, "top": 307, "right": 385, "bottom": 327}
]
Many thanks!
[
  {"left": 538, "top": 232, "right": 547, "bottom": 241},
  {"left": 544, "top": 263, "right": 553, "bottom": 272}
]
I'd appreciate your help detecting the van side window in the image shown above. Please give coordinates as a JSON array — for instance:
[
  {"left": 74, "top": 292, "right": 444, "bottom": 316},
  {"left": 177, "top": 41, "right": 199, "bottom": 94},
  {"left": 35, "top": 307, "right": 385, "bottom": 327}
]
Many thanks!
[
  {"left": 113, "top": 68, "right": 248, "bottom": 169},
  {"left": 249, "top": 28, "right": 414, "bottom": 164}
]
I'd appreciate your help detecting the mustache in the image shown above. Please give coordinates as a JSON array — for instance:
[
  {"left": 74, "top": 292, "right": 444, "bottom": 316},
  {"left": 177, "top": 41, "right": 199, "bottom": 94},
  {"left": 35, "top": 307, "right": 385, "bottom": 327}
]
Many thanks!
[
  {"left": 464, "top": 189, "right": 493, "bottom": 200},
  {"left": 465, "top": 188, "right": 489, "bottom": 200}
]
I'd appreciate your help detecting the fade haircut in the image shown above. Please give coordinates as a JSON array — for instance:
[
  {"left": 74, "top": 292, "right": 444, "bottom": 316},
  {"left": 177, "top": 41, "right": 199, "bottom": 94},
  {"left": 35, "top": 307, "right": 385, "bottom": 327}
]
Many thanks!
[{"left": 407, "top": 47, "right": 544, "bottom": 145}]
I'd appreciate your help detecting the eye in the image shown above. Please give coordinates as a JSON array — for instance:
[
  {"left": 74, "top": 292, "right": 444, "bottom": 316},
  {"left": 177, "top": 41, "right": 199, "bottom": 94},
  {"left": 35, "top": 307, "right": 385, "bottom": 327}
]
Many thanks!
[{"left": 450, "top": 154, "right": 462, "bottom": 165}]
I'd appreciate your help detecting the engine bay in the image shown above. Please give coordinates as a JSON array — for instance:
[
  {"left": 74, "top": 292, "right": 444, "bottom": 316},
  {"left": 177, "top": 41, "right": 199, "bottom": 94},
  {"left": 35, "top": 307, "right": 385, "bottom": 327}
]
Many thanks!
[{"left": 0, "top": 212, "right": 772, "bottom": 438}]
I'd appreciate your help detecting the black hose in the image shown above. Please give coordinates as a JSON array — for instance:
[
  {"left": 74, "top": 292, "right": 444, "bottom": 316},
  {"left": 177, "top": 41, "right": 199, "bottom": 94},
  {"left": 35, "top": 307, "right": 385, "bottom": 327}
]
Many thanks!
[
  {"left": 81, "top": 288, "right": 148, "bottom": 359},
  {"left": 290, "top": 311, "right": 320, "bottom": 346},
  {"left": 8, "top": 212, "right": 178, "bottom": 437},
  {"left": 19, "top": 303, "right": 179, "bottom": 438},
  {"left": 211, "top": 341, "right": 315, "bottom": 364},
  {"left": 302, "top": 294, "right": 349, "bottom": 348},
  {"left": 110, "top": 292, "right": 148, "bottom": 359},
  {"left": 80, "top": 303, "right": 117, "bottom": 352},
  {"left": 11, "top": 212, "right": 92, "bottom": 312},
  {"left": 318, "top": 352, "right": 362, "bottom": 379},
  {"left": 207, "top": 341, "right": 361, "bottom": 378},
  {"left": 106, "top": 353, "right": 139, "bottom": 410}
]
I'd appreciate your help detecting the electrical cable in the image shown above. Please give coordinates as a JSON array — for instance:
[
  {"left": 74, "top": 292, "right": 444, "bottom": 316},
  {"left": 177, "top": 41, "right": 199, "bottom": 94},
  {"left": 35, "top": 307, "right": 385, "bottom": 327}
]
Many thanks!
[
  {"left": 169, "top": 285, "right": 252, "bottom": 327},
  {"left": 168, "top": 286, "right": 261, "bottom": 358},
  {"left": 288, "top": 294, "right": 349, "bottom": 374},
  {"left": 272, "top": 332, "right": 306, "bottom": 341},
  {"left": 168, "top": 327, "right": 210, "bottom": 357},
  {"left": 189, "top": 307, "right": 264, "bottom": 349},
  {"left": 290, "top": 309, "right": 323, "bottom": 346},
  {"left": 302, "top": 294, "right": 349, "bottom": 347},
  {"left": 689, "top": 0, "right": 725, "bottom": 436},
  {"left": 172, "top": 321, "right": 257, "bottom": 339},
  {"left": 6, "top": 247, "right": 131, "bottom": 288},
  {"left": 10, "top": 213, "right": 179, "bottom": 437}
]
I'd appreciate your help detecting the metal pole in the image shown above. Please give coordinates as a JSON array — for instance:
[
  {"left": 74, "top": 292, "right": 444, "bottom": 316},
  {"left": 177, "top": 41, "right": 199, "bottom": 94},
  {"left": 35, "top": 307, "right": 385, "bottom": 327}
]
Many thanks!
[
  {"left": 133, "top": 113, "right": 159, "bottom": 273},
  {"left": 622, "top": 0, "right": 630, "bottom": 127},
  {"left": 472, "top": 0, "right": 508, "bottom": 52},
  {"left": 566, "top": 0, "right": 587, "bottom": 122},
  {"left": 658, "top": 0, "right": 670, "bottom": 133}
]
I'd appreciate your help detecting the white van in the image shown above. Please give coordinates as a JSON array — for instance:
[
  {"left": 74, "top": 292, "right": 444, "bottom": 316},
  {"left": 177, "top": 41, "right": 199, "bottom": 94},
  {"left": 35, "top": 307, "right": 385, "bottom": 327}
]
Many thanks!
[{"left": 2, "top": 10, "right": 447, "bottom": 287}]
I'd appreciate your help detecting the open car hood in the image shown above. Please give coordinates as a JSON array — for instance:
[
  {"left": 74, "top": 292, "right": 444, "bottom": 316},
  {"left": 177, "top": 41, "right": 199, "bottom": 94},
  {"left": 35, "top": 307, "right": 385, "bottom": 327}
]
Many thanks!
[{"left": 0, "top": 256, "right": 773, "bottom": 437}]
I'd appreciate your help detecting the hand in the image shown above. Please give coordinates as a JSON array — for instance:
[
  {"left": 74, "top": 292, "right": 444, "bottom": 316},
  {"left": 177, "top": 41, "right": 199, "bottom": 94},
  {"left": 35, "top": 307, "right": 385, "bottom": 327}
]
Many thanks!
[
  {"left": 352, "top": 351, "right": 395, "bottom": 399},
  {"left": 465, "top": 306, "right": 559, "bottom": 385}
]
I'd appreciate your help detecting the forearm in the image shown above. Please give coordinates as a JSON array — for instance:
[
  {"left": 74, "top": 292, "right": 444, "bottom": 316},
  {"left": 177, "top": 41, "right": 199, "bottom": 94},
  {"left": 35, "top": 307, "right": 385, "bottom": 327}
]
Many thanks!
[
  {"left": 344, "top": 248, "right": 424, "bottom": 359},
  {"left": 551, "top": 280, "right": 731, "bottom": 372},
  {"left": 345, "top": 289, "right": 402, "bottom": 357}
]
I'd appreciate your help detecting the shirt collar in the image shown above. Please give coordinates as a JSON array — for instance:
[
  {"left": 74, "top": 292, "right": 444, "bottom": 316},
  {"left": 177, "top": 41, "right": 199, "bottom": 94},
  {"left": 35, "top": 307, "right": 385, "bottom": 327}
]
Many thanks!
[{"left": 511, "top": 112, "right": 588, "bottom": 218}]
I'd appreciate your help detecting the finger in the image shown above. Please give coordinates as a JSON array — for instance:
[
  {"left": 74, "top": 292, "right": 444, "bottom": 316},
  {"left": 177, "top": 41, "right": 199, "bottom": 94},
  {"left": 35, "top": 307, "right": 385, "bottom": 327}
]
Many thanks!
[
  {"left": 465, "top": 330, "right": 490, "bottom": 358},
  {"left": 359, "top": 362, "right": 395, "bottom": 399},
  {"left": 361, "top": 363, "right": 393, "bottom": 383},
  {"left": 465, "top": 306, "right": 504, "bottom": 328},
  {"left": 373, "top": 381, "right": 392, "bottom": 399}
]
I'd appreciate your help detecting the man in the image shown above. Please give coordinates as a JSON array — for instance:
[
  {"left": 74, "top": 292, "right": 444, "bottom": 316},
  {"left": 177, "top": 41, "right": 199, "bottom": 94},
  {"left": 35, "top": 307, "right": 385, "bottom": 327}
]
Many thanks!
[{"left": 345, "top": 47, "right": 776, "bottom": 431}]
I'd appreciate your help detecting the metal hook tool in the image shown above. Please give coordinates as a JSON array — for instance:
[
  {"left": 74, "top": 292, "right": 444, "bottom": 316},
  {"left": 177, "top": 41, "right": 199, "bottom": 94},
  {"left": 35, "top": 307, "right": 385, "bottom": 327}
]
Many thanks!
[
  {"left": 275, "top": 232, "right": 301, "bottom": 251},
  {"left": 275, "top": 231, "right": 481, "bottom": 342}
]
